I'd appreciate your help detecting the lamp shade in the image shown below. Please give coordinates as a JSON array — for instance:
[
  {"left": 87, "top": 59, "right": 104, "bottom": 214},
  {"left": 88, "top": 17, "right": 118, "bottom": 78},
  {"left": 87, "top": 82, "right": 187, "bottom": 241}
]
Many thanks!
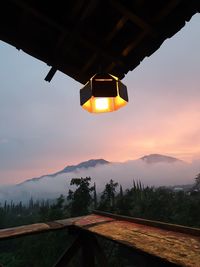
[{"left": 80, "top": 73, "right": 128, "bottom": 113}]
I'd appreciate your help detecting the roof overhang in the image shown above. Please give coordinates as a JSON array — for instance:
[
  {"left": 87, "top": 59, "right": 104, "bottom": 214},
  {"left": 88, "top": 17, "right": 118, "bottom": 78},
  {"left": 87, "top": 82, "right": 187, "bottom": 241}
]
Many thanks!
[{"left": 0, "top": 0, "right": 199, "bottom": 84}]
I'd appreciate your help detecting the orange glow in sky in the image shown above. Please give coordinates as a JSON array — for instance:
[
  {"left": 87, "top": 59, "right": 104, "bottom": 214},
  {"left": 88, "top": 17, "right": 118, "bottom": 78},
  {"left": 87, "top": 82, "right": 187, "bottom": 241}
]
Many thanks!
[{"left": 0, "top": 15, "right": 200, "bottom": 184}]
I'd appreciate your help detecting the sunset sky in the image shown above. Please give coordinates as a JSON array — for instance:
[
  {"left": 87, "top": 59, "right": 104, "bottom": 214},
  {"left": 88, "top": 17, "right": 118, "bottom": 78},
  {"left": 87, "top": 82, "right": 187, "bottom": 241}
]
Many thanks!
[{"left": 0, "top": 14, "right": 200, "bottom": 184}]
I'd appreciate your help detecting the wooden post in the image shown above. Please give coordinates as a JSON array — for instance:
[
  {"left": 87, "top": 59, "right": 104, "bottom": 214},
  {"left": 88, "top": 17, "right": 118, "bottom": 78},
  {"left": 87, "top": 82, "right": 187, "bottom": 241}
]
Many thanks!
[
  {"left": 53, "top": 235, "right": 82, "bottom": 267},
  {"left": 53, "top": 228, "right": 109, "bottom": 267},
  {"left": 81, "top": 232, "right": 95, "bottom": 267},
  {"left": 92, "top": 235, "right": 109, "bottom": 267}
]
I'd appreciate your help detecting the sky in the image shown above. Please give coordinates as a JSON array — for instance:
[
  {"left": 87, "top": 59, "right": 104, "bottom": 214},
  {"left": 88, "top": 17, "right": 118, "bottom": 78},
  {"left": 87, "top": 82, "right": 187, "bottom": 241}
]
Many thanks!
[{"left": 0, "top": 14, "right": 200, "bottom": 184}]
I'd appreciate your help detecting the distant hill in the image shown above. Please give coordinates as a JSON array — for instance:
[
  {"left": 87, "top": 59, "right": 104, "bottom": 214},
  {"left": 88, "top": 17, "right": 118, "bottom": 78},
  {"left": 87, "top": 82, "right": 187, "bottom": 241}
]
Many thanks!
[
  {"left": 140, "top": 154, "right": 181, "bottom": 164},
  {"left": 0, "top": 154, "right": 198, "bottom": 203},
  {"left": 20, "top": 159, "right": 110, "bottom": 184},
  {"left": 22, "top": 154, "right": 181, "bottom": 185}
]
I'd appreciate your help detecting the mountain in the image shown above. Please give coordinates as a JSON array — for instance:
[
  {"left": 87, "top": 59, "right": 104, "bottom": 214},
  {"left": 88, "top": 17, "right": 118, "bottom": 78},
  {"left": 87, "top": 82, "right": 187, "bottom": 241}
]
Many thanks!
[
  {"left": 140, "top": 154, "right": 181, "bottom": 164},
  {"left": 20, "top": 159, "right": 110, "bottom": 184},
  {"left": 0, "top": 155, "right": 198, "bottom": 203},
  {"left": 57, "top": 159, "right": 109, "bottom": 175},
  {"left": 20, "top": 155, "right": 181, "bottom": 185}
]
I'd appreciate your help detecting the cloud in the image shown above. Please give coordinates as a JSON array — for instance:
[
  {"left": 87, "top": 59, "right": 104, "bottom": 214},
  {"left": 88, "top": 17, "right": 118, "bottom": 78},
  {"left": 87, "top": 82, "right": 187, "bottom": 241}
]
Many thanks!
[
  {"left": 0, "top": 15, "right": 200, "bottom": 183},
  {"left": 0, "top": 138, "right": 8, "bottom": 144},
  {"left": 0, "top": 159, "right": 199, "bottom": 203}
]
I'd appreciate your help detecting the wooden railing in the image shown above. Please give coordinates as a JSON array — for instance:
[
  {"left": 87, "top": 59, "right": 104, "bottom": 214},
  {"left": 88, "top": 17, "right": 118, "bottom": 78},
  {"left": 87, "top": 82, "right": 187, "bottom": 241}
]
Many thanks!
[{"left": 0, "top": 211, "right": 200, "bottom": 267}]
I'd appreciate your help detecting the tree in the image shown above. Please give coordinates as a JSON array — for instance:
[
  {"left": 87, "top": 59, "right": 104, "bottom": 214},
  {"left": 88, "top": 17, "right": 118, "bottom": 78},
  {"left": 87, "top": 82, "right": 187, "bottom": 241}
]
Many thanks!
[
  {"left": 116, "top": 185, "right": 126, "bottom": 214},
  {"left": 194, "top": 173, "right": 200, "bottom": 190},
  {"left": 48, "top": 194, "right": 65, "bottom": 220},
  {"left": 99, "top": 179, "right": 118, "bottom": 211},
  {"left": 119, "top": 185, "right": 123, "bottom": 198},
  {"left": 93, "top": 182, "right": 98, "bottom": 209},
  {"left": 67, "top": 177, "right": 94, "bottom": 216}
]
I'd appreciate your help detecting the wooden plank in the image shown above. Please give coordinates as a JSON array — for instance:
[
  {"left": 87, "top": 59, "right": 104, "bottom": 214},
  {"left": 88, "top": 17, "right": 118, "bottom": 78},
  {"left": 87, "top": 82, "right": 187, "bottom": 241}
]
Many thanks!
[
  {"left": 0, "top": 217, "right": 76, "bottom": 240},
  {"left": 72, "top": 214, "right": 114, "bottom": 227},
  {"left": 0, "top": 213, "right": 199, "bottom": 266},
  {"left": 93, "top": 210, "right": 200, "bottom": 236},
  {"left": 73, "top": 213, "right": 200, "bottom": 267},
  {"left": 0, "top": 223, "right": 51, "bottom": 240},
  {"left": 0, "top": 214, "right": 114, "bottom": 240},
  {"left": 82, "top": 221, "right": 199, "bottom": 267}
]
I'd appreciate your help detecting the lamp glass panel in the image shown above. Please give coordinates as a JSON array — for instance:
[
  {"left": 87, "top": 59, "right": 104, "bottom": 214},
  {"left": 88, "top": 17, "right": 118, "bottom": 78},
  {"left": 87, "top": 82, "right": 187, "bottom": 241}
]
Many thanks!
[
  {"left": 114, "top": 95, "right": 127, "bottom": 110},
  {"left": 81, "top": 73, "right": 128, "bottom": 113}
]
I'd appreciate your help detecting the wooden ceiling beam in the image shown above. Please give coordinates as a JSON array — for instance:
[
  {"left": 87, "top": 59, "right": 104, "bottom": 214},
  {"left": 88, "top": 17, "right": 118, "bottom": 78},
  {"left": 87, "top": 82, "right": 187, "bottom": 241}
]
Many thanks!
[
  {"left": 54, "top": 0, "right": 99, "bottom": 59},
  {"left": 153, "top": 0, "right": 182, "bottom": 22},
  {"left": 105, "top": 16, "right": 128, "bottom": 43},
  {"left": 78, "top": 35, "right": 125, "bottom": 68},
  {"left": 108, "top": 0, "right": 157, "bottom": 60},
  {"left": 0, "top": 31, "right": 87, "bottom": 84},
  {"left": 109, "top": 0, "right": 156, "bottom": 35},
  {"left": 5, "top": 0, "right": 197, "bottom": 83},
  {"left": 50, "top": 0, "right": 99, "bottom": 82},
  {"left": 9, "top": 0, "right": 125, "bottom": 82},
  {"left": 68, "top": 0, "right": 86, "bottom": 21},
  {"left": 121, "top": 0, "right": 183, "bottom": 58},
  {"left": 122, "top": 31, "right": 146, "bottom": 57},
  {"left": 105, "top": 62, "right": 116, "bottom": 73},
  {"left": 10, "top": 0, "right": 65, "bottom": 32},
  {"left": 81, "top": 16, "right": 127, "bottom": 75},
  {"left": 81, "top": 54, "right": 98, "bottom": 74}
]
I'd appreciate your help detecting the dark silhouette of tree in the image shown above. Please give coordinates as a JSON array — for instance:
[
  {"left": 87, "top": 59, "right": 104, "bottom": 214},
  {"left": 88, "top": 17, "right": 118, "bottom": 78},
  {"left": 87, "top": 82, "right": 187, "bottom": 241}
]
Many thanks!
[
  {"left": 194, "top": 173, "right": 200, "bottom": 190},
  {"left": 116, "top": 185, "right": 126, "bottom": 213},
  {"left": 48, "top": 194, "right": 65, "bottom": 220},
  {"left": 119, "top": 185, "right": 123, "bottom": 198},
  {"left": 99, "top": 179, "right": 118, "bottom": 211},
  {"left": 67, "top": 177, "right": 94, "bottom": 216},
  {"left": 93, "top": 182, "right": 97, "bottom": 209}
]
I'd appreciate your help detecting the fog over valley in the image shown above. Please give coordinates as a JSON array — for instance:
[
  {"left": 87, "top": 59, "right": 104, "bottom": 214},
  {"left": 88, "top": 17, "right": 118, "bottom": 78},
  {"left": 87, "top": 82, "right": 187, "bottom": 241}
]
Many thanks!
[{"left": 0, "top": 154, "right": 199, "bottom": 203}]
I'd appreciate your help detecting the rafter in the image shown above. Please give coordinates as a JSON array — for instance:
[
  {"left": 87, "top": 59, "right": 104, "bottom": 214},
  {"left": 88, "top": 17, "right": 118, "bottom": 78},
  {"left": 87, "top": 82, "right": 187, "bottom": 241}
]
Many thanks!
[
  {"left": 105, "top": 16, "right": 128, "bottom": 43},
  {"left": 47, "top": 1, "right": 100, "bottom": 81},
  {"left": 10, "top": 0, "right": 125, "bottom": 82},
  {"left": 109, "top": 0, "right": 156, "bottom": 35},
  {"left": 3, "top": 0, "right": 198, "bottom": 84},
  {"left": 81, "top": 16, "right": 127, "bottom": 75},
  {"left": 153, "top": 0, "right": 182, "bottom": 22},
  {"left": 10, "top": 0, "right": 65, "bottom": 32},
  {"left": 122, "top": 31, "right": 146, "bottom": 57},
  {"left": 121, "top": 0, "right": 185, "bottom": 57}
]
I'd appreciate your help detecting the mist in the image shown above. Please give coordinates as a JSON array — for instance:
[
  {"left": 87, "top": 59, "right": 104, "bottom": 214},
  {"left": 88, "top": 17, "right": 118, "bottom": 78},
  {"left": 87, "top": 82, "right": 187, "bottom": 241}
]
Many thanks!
[{"left": 0, "top": 158, "right": 199, "bottom": 203}]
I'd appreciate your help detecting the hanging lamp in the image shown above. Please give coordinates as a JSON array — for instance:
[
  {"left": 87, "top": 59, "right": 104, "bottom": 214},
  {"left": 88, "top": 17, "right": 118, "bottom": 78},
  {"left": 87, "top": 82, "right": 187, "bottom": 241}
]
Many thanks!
[{"left": 80, "top": 73, "right": 128, "bottom": 113}]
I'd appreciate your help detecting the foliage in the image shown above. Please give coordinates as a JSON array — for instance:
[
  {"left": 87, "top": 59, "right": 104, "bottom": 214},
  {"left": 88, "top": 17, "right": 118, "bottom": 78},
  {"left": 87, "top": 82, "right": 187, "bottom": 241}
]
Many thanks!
[
  {"left": 97, "top": 179, "right": 200, "bottom": 228},
  {"left": 0, "top": 175, "right": 199, "bottom": 266},
  {"left": 99, "top": 179, "right": 118, "bottom": 212},
  {"left": 194, "top": 173, "right": 200, "bottom": 190},
  {"left": 67, "top": 177, "right": 94, "bottom": 216}
]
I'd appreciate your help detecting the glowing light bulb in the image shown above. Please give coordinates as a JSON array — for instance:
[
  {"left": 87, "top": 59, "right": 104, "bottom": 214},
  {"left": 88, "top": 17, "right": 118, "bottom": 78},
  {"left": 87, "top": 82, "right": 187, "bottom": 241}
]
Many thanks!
[
  {"left": 80, "top": 73, "right": 128, "bottom": 113},
  {"left": 94, "top": 98, "right": 109, "bottom": 111}
]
